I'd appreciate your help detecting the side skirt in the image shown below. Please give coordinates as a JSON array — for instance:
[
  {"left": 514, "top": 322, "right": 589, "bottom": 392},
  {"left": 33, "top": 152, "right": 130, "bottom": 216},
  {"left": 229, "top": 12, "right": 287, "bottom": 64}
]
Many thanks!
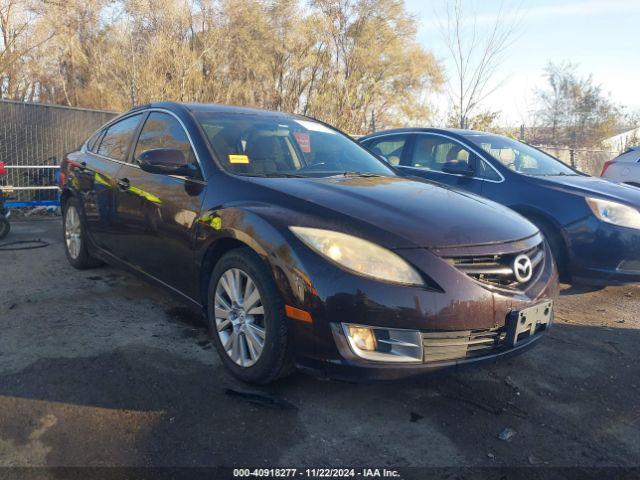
[{"left": 91, "top": 245, "right": 204, "bottom": 310}]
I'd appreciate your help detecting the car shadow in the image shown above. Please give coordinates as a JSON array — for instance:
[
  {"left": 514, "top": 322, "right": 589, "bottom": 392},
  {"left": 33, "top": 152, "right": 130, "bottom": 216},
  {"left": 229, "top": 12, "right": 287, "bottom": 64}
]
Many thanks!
[
  {"left": 559, "top": 282, "right": 606, "bottom": 296},
  {"left": 0, "top": 322, "right": 638, "bottom": 467},
  {"left": 0, "top": 345, "right": 304, "bottom": 467}
]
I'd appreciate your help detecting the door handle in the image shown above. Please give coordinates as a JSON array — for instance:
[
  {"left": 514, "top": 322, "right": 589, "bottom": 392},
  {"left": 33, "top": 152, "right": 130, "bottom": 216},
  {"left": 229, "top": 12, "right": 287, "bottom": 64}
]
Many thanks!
[{"left": 117, "top": 178, "right": 130, "bottom": 190}]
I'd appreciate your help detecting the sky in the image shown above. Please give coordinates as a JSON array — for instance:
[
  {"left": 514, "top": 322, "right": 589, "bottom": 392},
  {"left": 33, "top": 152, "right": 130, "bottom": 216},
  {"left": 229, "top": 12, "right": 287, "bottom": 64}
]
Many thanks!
[{"left": 404, "top": 0, "right": 640, "bottom": 126}]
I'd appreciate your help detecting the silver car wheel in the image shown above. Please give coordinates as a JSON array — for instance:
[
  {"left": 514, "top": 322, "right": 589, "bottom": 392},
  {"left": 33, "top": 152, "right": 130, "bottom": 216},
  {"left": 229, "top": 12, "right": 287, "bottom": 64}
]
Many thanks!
[
  {"left": 214, "top": 268, "right": 266, "bottom": 367},
  {"left": 65, "top": 205, "right": 82, "bottom": 260}
]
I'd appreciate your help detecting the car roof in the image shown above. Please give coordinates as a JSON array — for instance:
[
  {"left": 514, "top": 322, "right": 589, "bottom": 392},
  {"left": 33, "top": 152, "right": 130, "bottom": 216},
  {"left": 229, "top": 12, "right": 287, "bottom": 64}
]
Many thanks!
[
  {"left": 143, "top": 101, "right": 302, "bottom": 119},
  {"left": 359, "top": 127, "right": 492, "bottom": 142},
  {"left": 614, "top": 147, "right": 640, "bottom": 161}
]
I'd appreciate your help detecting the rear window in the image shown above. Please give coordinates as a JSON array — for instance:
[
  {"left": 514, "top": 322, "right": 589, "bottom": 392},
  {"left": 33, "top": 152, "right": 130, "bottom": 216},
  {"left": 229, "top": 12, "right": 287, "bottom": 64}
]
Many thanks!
[{"left": 87, "top": 130, "right": 104, "bottom": 152}]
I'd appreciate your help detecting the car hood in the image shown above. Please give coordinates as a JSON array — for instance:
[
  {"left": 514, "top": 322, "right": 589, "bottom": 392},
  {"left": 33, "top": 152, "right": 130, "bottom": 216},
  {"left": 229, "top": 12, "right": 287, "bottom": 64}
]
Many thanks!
[
  {"left": 246, "top": 175, "right": 538, "bottom": 249},
  {"left": 527, "top": 174, "right": 640, "bottom": 205}
]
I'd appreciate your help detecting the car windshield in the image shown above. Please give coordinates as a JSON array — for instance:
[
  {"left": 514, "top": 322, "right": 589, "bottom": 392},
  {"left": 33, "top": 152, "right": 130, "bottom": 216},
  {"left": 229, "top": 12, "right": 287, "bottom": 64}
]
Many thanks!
[
  {"left": 464, "top": 134, "right": 579, "bottom": 176},
  {"left": 194, "top": 112, "right": 395, "bottom": 178}
]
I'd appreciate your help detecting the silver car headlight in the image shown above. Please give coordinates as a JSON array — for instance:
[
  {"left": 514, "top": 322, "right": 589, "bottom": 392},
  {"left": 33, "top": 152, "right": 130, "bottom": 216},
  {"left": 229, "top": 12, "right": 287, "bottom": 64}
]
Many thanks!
[
  {"left": 289, "top": 226, "right": 424, "bottom": 286},
  {"left": 586, "top": 197, "right": 640, "bottom": 229}
]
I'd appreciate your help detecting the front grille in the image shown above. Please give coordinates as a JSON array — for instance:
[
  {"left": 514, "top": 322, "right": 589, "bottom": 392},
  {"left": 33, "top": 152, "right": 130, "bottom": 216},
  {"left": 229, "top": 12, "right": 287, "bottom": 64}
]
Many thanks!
[
  {"left": 422, "top": 327, "right": 507, "bottom": 363},
  {"left": 446, "top": 242, "right": 545, "bottom": 290}
]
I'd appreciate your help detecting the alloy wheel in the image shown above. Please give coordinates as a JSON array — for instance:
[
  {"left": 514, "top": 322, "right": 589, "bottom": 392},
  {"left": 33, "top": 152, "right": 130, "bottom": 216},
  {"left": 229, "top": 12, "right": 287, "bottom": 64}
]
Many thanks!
[
  {"left": 214, "top": 268, "right": 266, "bottom": 367},
  {"left": 65, "top": 205, "right": 82, "bottom": 259}
]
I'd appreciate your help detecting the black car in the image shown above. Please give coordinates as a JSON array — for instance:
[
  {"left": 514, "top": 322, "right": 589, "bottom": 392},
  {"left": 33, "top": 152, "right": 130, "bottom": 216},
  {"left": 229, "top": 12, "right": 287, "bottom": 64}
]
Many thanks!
[
  {"left": 60, "top": 103, "right": 557, "bottom": 383},
  {"left": 360, "top": 128, "right": 640, "bottom": 285}
]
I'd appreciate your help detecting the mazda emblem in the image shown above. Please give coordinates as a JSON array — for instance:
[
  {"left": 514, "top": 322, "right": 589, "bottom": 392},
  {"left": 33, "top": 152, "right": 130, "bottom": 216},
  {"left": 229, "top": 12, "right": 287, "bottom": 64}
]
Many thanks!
[{"left": 513, "top": 254, "right": 533, "bottom": 283}]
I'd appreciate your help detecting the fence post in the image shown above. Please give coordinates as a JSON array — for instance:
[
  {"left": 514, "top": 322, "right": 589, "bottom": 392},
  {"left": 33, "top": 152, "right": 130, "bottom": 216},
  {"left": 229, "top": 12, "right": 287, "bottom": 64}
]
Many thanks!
[{"left": 570, "top": 132, "right": 577, "bottom": 168}]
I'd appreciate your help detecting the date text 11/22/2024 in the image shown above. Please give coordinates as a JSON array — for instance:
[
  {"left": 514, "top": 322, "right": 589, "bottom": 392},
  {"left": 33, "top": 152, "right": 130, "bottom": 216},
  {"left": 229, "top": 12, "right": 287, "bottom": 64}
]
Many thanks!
[{"left": 233, "top": 468, "right": 401, "bottom": 478}]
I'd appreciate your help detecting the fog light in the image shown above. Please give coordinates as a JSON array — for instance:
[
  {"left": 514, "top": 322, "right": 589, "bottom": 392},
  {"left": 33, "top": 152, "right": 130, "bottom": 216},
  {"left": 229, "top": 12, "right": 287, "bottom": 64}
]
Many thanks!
[
  {"left": 340, "top": 323, "right": 423, "bottom": 363},
  {"left": 346, "top": 325, "right": 377, "bottom": 351}
]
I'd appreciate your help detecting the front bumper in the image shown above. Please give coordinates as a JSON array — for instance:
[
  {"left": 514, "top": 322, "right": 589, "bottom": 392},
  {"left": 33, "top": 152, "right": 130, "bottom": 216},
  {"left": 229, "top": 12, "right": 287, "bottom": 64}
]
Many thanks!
[
  {"left": 297, "top": 327, "right": 547, "bottom": 381},
  {"left": 281, "top": 234, "right": 558, "bottom": 378},
  {"left": 294, "top": 300, "right": 553, "bottom": 381},
  {"left": 565, "top": 217, "right": 640, "bottom": 284}
]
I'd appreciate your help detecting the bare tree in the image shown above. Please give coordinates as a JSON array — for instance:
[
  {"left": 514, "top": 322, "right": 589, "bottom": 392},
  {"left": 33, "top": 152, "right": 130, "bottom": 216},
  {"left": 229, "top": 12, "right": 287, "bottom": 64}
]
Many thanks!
[
  {"left": 0, "top": 0, "right": 54, "bottom": 99},
  {"left": 532, "top": 62, "right": 620, "bottom": 148},
  {"left": 1, "top": 0, "right": 445, "bottom": 132},
  {"left": 441, "top": 0, "right": 520, "bottom": 129}
]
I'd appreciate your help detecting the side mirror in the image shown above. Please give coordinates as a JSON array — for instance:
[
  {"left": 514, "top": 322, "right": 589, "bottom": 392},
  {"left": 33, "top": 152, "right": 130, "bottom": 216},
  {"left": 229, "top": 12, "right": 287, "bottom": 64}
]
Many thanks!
[
  {"left": 138, "top": 148, "right": 193, "bottom": 176},
  {"left": 442, "top": 161, "right": 474, "bottom": 176}
]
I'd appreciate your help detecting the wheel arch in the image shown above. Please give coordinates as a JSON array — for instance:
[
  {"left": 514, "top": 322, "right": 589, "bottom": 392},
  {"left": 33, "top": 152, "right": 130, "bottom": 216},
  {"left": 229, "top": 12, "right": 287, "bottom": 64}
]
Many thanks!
[
  {"left": 196, "top": 207, "right": 297, "bottom": 310},
  {"left": 199, "top": 237, "right": 253, "bottom": 307},
  {"left": 510, "top": 205, "right": 571, "bottom": 278},
  {"left": 59, "top": 187, "right": 75, "bottom": 208}
]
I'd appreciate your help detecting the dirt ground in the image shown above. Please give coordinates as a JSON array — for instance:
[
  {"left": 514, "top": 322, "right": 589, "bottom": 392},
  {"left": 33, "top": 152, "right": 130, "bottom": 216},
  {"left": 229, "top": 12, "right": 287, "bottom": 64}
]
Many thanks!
[{"left": 0, "top": 219, "right": 639, "bottom": 471}]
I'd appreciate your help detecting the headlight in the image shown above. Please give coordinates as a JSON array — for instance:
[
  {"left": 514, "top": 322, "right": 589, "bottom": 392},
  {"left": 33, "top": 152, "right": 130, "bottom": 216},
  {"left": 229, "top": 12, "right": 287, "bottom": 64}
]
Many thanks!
[
  {"left": 289, "top": 226, "right": 424, "bottom": 286},
  {"left": 586, "top": 197, "right": 640, "bottom": 229}
]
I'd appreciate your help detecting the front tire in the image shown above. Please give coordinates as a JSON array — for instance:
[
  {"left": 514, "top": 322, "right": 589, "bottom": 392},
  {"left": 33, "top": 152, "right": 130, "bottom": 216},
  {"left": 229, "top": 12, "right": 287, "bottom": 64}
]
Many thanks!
[
  {"left": 207, "top": 247, "right": 293, "bottom": 384},
  {"left": 62, "top": 197, "right": 102, "bottom": 269},
  {"left": 529, "top": 218, "right": 569, "bottom": 282}
]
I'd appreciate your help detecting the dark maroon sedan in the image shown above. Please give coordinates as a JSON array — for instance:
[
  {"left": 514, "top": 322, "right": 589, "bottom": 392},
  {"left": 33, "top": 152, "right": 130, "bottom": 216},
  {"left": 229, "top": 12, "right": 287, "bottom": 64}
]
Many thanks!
[{"left": 59, "top": 102, "right": 558, "bottom": 383}]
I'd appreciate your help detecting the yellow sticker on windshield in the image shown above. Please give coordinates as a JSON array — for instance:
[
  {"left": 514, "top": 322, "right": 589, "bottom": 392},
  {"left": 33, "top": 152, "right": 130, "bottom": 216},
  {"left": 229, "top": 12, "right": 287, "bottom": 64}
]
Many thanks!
[{"left": 229, "top": 154, "right": 249, "bottom": 164}]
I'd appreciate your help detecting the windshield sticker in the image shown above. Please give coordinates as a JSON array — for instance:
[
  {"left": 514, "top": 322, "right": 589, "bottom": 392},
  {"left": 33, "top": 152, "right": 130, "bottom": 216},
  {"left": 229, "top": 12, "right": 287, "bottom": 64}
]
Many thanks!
[
  {"left": 293, "top": 132, "right": 311, "bottom": 153},
  {"left": 229, "top": 154, "right": 249, "bottom": 164},
  {"left": 295, "top": 120, "right": 335, "bottom": 134}
]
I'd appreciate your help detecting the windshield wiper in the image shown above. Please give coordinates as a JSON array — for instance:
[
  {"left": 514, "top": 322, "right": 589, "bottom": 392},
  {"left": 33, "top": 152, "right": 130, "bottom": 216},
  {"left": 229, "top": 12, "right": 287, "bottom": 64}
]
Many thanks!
[
  {"left": 331, "top": 171, "right": 384, "bottom": 178},
  {"left": 529, "top": 172, "right": 579, "bottom": 177},
  {"left": 242, "top": 172, "right": 305, "bottom": 178}
]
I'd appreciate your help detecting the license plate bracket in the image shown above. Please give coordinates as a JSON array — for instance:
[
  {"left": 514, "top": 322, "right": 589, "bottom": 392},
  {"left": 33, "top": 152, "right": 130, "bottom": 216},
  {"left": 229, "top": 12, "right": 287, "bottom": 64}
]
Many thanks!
[{"left": 507, "top": 301, "right": 553, "bottom": 347}]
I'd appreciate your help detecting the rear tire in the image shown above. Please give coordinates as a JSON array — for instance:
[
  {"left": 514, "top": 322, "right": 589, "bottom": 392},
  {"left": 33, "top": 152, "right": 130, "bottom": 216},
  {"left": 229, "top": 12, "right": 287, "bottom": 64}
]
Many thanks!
[
  {"left": 207, "top": 247, "right": 293, "bottom": 384},
  {"left": 0, "top": 218, "right": 9, "bottom": 240},
  {"left": 62, "top": 197, "right": 103, "bottom": 269}
]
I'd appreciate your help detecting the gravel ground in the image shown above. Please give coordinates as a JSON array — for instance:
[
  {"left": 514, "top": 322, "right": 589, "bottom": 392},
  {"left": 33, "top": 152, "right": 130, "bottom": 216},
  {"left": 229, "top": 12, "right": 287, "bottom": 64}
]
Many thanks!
[{"left": 0, "top": 219, "right": 639, "bottom": 471}]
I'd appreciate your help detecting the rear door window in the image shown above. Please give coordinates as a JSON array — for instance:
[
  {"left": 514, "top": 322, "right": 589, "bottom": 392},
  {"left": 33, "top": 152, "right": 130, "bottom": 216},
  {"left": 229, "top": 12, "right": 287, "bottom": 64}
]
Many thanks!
[
  {"left": 364, "top": 135, "right": 407, "bottom": 166},
  {"left": 411, "top": 135, "right": 475, "bottom": 172},
  {"left": 95, "top": 114, "right": 144, "bottom": 161},
  {"left": 87, "top": 130, "right": 105, "bottom": 153}
]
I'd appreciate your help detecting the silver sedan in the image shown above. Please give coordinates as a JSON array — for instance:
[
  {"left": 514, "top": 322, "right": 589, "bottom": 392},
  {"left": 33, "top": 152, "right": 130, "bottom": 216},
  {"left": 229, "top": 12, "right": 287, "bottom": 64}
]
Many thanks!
[{"left": 601, "top": 147, "right": 640, "bottom": 187}]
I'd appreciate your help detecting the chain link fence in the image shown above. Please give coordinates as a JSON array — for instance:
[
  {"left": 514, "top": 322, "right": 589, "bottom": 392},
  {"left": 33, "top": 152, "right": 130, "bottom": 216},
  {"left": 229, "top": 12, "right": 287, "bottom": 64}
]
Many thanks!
[
  {"left": 534, "top": 146, "right": 618, "bottom": 177},
  {"left": 0, "top": 100, "right": 117, "bottom": 206}
]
